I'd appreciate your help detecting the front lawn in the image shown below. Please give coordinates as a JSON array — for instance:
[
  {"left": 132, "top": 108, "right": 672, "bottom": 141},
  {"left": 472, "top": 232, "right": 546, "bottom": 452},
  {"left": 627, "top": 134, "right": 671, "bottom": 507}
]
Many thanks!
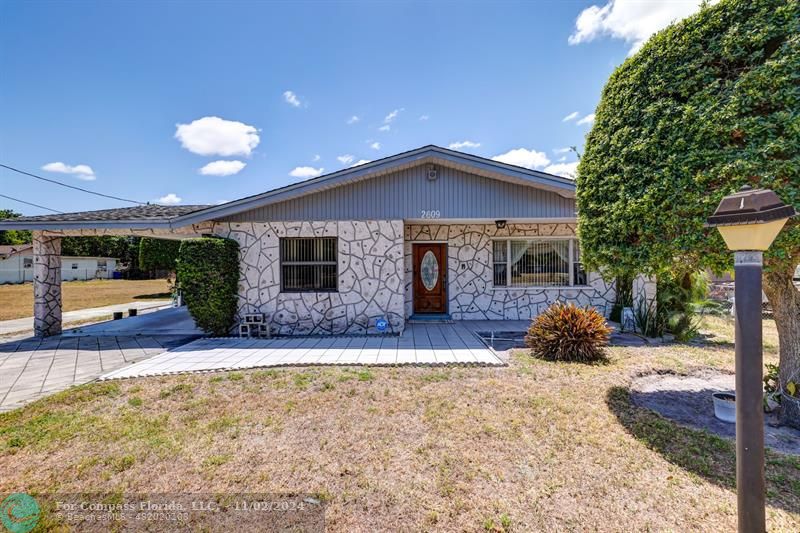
[
  {"left": 0, "top": 318, "right": 797, "bottom": 531},
  {"left": 0, "top": 279, "right": 170, "bottom": 321}
]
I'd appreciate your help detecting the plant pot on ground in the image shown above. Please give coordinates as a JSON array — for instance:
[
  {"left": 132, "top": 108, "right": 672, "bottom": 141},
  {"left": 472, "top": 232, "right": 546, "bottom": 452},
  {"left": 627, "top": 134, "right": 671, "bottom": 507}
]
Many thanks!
[{"left": 712, "top": 391, "right": 736, "bottom": 423}]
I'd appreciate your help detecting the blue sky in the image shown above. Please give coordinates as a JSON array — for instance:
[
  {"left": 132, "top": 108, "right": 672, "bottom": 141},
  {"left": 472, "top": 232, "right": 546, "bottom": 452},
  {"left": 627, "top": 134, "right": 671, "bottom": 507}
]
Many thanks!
[{"left": 0, "top": 0, "right": 707, "bottom": 214}]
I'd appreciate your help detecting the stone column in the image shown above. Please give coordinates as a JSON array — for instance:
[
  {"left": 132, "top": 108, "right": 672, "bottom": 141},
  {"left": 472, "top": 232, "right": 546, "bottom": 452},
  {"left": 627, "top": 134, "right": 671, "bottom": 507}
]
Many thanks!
[
  {"left": 632, "top": 274, "right": 657, "bottom": 313},
  {"left": 33, "top": 232, "right": 62, "bottom": 337}
]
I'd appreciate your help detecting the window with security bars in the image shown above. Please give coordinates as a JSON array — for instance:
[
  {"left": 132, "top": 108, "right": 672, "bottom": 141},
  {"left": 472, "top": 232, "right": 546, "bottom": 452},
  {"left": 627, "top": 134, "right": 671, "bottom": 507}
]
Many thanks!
[
  {"left": 493, "top": 239, "right": 586, "bottom": 287},
  {"left": 280, "top": 237, "right": 338, "bottom": 292}
]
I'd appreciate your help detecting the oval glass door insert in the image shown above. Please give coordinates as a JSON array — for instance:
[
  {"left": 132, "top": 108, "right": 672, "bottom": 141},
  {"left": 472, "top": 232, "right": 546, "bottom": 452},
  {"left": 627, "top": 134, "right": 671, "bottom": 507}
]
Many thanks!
[{"left": 420, "top": 250, "right": 439, "bottom": 291}]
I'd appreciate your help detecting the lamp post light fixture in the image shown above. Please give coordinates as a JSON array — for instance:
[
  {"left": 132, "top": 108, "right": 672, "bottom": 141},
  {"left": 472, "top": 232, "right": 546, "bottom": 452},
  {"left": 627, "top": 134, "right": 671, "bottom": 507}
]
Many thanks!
[{"left": 706, "top": 186, "right": 796, "bottom": 533}]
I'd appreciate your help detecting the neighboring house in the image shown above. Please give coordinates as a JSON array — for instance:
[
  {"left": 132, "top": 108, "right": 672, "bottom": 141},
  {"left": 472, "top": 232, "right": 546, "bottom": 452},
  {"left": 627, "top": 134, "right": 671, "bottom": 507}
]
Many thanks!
[
  {"left": 2, "top": 146, "right": 646, "bottom": 337},
  {"left": 0, "top": 244, "right": 117, "bottom": 284}
]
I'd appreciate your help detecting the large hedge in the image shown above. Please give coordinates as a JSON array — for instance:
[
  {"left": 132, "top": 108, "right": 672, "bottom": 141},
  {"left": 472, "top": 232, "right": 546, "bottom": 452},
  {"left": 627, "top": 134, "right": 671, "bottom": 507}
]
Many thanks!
[
  {"left": 139, "top": 237, "right": 181, "bottom": 272},
  {"left": 177, "top": 238, "right": 239, "bottom": 336},
  {"left": 577, "top": 0, "right": 800, "bottom": 425}
]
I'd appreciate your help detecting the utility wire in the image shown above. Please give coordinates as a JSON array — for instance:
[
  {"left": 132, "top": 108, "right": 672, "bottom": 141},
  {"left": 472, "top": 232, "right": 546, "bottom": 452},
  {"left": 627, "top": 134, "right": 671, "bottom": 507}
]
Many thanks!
[
  {"left": 0, "top": 163, "right": 147, "bottom": 205},
  {"left": 0, "top": 193, "right": 63, "bottom": 214}
]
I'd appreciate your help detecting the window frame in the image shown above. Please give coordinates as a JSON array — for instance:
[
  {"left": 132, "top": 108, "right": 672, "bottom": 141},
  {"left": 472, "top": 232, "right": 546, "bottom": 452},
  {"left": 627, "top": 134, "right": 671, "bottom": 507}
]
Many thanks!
[
  {"left": 491, "top": 237, "right": 588, "bottom": 289},
  {"left": 279, "top": 237, "right": 339, "bottom": 293}
]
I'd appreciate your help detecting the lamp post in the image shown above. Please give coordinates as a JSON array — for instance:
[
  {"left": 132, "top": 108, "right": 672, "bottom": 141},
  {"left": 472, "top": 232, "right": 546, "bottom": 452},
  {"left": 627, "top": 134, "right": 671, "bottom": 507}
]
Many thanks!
[{"left": 706, "top": 186, "right": 796, "bottom": 533}]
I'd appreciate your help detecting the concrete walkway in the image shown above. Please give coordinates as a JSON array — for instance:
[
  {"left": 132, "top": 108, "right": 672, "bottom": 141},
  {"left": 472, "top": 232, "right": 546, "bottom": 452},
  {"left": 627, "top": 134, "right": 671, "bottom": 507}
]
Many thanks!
[
  {"left": 101, "top": 322, "right": 508, "bottom": 380},
  {"left": 0, "top": 300, "right": 171, "bottom": 336},
  {"left": 0, "top": 334, "right": 196, "bottom": 412}
]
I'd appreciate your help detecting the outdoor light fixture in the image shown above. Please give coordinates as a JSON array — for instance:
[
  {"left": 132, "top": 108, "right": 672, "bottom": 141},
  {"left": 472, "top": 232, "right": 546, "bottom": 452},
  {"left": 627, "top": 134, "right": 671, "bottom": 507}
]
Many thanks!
[
  {"left": 495, "top": 220, "right": 507, "bottom": 229},
  {"left": 706, "top": 185, "right": 796, "bottom": 533},
  {"left": 707, "top": 186, "right": 795, "bottom": 251}
]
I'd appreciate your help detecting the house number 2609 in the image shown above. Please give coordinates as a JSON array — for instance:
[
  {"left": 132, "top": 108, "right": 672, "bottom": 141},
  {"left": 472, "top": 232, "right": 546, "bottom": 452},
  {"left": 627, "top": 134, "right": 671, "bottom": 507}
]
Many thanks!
[{"left": 420, "top": 210, "right": 441, "bottom": 219}]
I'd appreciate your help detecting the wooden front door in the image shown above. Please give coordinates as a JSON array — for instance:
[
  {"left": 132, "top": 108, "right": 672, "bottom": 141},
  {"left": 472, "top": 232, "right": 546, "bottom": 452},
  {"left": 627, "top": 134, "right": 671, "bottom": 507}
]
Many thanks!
[{"left": 413, "top": 243, "right": 447, "bottom": 314}]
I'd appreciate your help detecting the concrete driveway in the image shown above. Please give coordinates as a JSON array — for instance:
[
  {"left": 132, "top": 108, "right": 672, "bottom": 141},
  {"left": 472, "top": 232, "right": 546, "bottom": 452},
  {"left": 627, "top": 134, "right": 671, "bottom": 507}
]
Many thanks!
[
  {"left": 0, "top": 300, "right": 172, "bottom": 337},
  {"left": 0, "top": 334, "right": 196, "bottom": 412},
  {"left": 0, "top": 307, "right": 202, "bottom": 412}
]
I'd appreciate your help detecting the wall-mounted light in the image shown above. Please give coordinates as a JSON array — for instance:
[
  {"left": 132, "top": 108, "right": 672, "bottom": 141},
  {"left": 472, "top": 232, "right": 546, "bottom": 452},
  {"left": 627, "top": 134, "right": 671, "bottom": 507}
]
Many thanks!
[
  {"left": 427, "top": 164, "right": 438, "bottom": 181},
  {"left": 495, "top": 220, "right": 507, "bottom": 229}
]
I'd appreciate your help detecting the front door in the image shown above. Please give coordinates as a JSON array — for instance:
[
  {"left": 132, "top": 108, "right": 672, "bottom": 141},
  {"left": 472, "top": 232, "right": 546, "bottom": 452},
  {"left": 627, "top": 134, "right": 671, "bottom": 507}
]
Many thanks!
[{"left": 413, "top": 243, "right": 447, "bottom": 314}]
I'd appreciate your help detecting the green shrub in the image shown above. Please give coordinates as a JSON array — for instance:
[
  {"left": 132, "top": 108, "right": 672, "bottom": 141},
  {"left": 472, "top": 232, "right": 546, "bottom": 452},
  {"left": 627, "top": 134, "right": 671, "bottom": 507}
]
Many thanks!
[
  {"left": 525, "top": 303, "right": 611, "bottom": 363},
  {"left": 139, "top": 237, "right": 181, "bottom": 272},
  {"left": 177, "top": 238, "right": 239, "bottom": 336}
]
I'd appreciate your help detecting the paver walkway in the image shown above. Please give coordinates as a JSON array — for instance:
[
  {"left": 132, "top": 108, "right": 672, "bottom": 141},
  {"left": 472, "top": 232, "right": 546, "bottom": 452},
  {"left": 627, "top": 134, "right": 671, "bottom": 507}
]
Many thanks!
[
  {"left": 0, "top": 335, "right": 195, "bottom": 412},
  {"left": 101, "top": 322, "right": 508, "bottom": 380}
]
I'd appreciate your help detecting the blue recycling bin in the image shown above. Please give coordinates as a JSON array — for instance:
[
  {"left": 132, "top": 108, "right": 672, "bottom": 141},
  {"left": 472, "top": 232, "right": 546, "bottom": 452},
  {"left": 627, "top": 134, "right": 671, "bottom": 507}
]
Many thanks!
[{"left": 112, "top": 271, "right": 122, "bottom": 279}]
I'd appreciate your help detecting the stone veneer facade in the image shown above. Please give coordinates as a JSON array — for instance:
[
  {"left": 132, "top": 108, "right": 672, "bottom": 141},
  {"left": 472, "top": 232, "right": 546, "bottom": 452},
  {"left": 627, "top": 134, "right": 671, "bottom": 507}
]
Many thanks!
[
  {"left": 404, "top": 223, "right": 616, "bottom": 320},
  {"left": 213, "top": 220, "right": 617, "bottom": 336},
  {"left": 32, "top": 232, "right": 63, "bottom": 337},
  {"left": 214, "top": 221, "right": 405, "bottom": 335}
]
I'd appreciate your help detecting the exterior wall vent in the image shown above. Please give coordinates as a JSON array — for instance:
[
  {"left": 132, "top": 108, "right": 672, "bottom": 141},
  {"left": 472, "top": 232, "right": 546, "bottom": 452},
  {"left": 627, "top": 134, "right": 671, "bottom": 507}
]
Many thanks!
[{"left": 427, "top": 164, "right": 438, "bottom": 181}]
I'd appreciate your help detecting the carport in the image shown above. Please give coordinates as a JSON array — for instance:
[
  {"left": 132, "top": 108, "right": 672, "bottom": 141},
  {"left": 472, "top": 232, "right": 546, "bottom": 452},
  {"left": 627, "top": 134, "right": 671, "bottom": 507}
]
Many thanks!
[{"left": 0, "top": 205, "right": 214, "bottom": 337}]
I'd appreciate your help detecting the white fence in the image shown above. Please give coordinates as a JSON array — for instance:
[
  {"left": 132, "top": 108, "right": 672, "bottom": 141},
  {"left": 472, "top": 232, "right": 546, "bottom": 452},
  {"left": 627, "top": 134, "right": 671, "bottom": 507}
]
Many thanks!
[{"left": 0, "top": 268, "right": 115, "bottom": 285}]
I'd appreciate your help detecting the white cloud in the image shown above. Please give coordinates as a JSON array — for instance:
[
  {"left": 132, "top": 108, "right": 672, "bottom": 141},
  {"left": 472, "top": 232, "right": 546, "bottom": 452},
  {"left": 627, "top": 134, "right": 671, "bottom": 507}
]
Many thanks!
[
  {"left": 553, "top": 147, "right": 572, "bottom": 154},
  {"left": 383, "top": 108, "right": 403, "bottom": 123},
  {"left": 492, "top": 148, "right": 551, "bottom": 170},
  {"left": 289, "top": 166, "right": 324, "bottom": 178},
  {"left": 568, "top": 0, "right": 715, "bottom": 55},
  {"left": 577, "top": 113, "right": 596, "bottom": 126},
  {"left": 199, "top": 160, "right": 246, "bottom": 176},
  {"left": 312, "top": 154, "right": 321, "bottom": 162},
  {"left": 156, "top": 193, "right": 182, "bottom": 205},
  {"left": 448, "top": 141, "right": 481, "bottom": 150},
  {"left": 350, "top": 159, "right": 372, "bottom": 167},
  {"left": 347, "top": 115, "right": 360, "bottom": 125},
  {"left": 544, "top": 161, "right": 579, "bottom": 179},
  {"left": 378, "top": 124, "right": 391, "bottom": 132},
  {"left": 562, "top": 111, "right": 580, "bottom": 122},
  {"left": 558, "top": 156, "right": 567, "bottom": 162},
  {"left": 419, "top": 115, "right": 429, "bottom": 121},
  {"left": 41, "top": 162, "right": 96, "bottom": 181},
  {"left": 175, "top": 116, "right": 260, "bottom": 157},
  {"left": 283, "top": 90, "right": 301, "bottom": 107},
  {"left": 337, "top": 154, "right": 354, "bottom": 165},
  {"left": 369, "top": 141, "right": 381, "bottom": 150}
]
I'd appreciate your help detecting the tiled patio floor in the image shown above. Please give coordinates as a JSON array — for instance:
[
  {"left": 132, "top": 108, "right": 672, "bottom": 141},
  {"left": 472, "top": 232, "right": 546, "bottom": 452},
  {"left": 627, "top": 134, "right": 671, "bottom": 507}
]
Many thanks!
[
  {"left": 101, "top": 322, "right": 514, "bottom": 380},
  {"left": 0, "top": 335, "right": 196, "bottom": 412}
]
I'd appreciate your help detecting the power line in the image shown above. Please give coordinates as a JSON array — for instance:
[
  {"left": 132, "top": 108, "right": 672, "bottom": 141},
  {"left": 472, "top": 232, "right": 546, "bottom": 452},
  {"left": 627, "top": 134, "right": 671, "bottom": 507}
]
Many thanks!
[
  {"left": 0, "top": 163, "right": 146, "bottom": 205},
  {"left": 0, "top": 193, "right": 63, "bottom": 214}
]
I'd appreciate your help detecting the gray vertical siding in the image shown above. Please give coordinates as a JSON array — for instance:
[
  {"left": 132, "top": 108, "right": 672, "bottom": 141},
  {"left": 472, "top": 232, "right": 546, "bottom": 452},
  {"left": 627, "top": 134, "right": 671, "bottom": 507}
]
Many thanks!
[{"left": 220, "top": 165, "right": 576, "bottom": 222}]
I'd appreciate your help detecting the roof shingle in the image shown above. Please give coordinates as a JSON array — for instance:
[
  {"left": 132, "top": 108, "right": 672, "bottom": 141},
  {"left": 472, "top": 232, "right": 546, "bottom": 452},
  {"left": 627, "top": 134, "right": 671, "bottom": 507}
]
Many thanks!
[{"left": 5, "top": 204, "right": 211, "bottom": 223}]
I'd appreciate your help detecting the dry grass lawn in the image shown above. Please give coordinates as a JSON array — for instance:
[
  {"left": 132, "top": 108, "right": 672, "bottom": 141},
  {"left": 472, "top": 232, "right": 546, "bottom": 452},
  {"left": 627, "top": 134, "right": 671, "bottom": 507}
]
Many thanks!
[
  {"left": 0, "top": 317, "right": 798, "bottom": 531},
  {"left": 0, "top": 279, "right": 170, "bottom": 320}
]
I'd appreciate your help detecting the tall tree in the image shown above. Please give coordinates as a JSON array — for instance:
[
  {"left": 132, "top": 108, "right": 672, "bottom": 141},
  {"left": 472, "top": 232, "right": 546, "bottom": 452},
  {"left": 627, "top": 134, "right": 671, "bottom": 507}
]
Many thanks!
[
  {"left": 577, "top": 0, "right": 800, "bottom": 426},
  {"left": 0, "top": 209, "right": 32, "bottom": 245}
]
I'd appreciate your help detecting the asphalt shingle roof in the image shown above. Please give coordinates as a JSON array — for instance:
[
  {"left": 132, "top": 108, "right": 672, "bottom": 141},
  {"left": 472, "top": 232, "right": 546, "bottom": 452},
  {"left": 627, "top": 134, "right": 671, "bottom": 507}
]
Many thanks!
[{"left": 6, "top": 204, "right": 211, "bottom": 223}]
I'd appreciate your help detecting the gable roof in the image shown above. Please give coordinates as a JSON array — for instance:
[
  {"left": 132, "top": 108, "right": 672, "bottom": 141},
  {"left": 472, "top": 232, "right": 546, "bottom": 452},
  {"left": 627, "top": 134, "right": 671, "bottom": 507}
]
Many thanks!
[
  {"left": 0, "top": 244, "right": 33, "bottom": 258},
  {"left": 0, "top": 145, "right": 575, "bottom": 231}
]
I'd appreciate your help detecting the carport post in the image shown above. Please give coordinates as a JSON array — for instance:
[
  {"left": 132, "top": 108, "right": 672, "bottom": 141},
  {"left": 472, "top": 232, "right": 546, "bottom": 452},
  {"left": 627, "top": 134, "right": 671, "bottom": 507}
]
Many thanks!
[{"left": 32, "top": 232, "right": 62, "bottom": 337}]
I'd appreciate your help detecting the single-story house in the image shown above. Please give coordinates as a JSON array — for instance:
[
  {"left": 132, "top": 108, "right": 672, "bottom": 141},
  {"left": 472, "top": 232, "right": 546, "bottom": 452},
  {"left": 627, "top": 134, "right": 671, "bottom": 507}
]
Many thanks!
[
  {"left": 0, "top": 145, "right": 655, "bottom": 337},
  {"left": 0, "top": 244, "right": 117, "bottom": 284}
]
